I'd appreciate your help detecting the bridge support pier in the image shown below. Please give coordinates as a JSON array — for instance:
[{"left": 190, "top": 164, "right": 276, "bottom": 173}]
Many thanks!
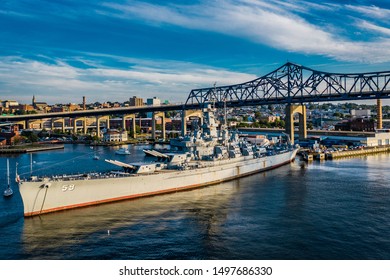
[
  {"left": 15, "top": 120, "right": 26, "bottom": 130},
  {"left": 377, "top": 99, "right": 383, "bottom": 129},
  {"left": 73, "top": 117, "right": 87, "bottom": 134},
  {"left": 122, "top": 114, "right": 136, "bottom": 138},
  {"left": 181, "top": 110, "right": 203, "bottom": 136},
  {"left": 152, "top": 112, "right": 165, "bottom": 140},
  {"left": 51, "top": 118, "right": 65, "bottom": 132},
  {"left": 285, "top": 104, "right": 307, "bottom": 144},
  {"left": 96, "top": 116, "right": 110, "bottom": 138}
]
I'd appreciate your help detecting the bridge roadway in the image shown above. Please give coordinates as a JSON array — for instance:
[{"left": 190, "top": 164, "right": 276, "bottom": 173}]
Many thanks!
[
  {"left": 0, "top": 103, "right": 197, "bottom": 122},
  {"left": 239, "top": 127, "right": 376, "bottom": 138}
]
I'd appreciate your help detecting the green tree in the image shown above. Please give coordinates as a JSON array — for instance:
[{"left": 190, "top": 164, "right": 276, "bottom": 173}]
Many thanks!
[
  {"left": 21, "top": 131, "right": 39, "bottom": 143},
  {"left": 333, "top": 112, "right": 343, "bottom": 118}
]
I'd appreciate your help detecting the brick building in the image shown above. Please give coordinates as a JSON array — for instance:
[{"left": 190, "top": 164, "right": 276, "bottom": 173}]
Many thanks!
[{"left": 0, "top": 125, "right": 22, "bottom": 145}]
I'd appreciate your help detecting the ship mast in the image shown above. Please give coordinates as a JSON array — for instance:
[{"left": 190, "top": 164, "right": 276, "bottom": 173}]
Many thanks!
[
  {"left": 7, "top": 159, "right": 10, "bottom": 189},
  {"left": 213, "top": 82, "right": 217, "bottom": 108},
  {"left": 224, "top": 97, "right": 227, "bottom": 126}
]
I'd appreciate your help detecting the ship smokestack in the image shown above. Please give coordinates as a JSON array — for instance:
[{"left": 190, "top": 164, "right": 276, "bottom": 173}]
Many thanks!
[{"left": 377, "top": 99, "right": 382, "bottom": 129}]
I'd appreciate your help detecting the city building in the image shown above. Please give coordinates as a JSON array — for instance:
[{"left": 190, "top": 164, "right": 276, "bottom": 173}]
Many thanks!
[
  {"left": 18, "top": 104, "right": 35, "bottom": 112},
  {"left": 335, "top": 118, "right": 375, "bottom": 132},
  {"left": 129, "top": 96, "right": 144, "bottom": 107},
  {"left": 51, "top": 105, "right": 67, "bottom": 113},
  {"left": 32, "top": 95, "right": 48, "bottom": 111},
  {"left": 0, "top": 100, "right": 20, "bottom": 113},
  {"left": 68, "top": 103, "right": 81, "bottom": 111},
  {"left": 365, "top": 130, "right": 390, "bottom": 146},
  {"left": 147, "top": 97, "right": 161, "bottom": 106},
  {"left": 350, "top": 109, "right": 371, "bottom": 118},
  {"left": 0, "top": 125, "right": 22, "bottom": 145},
  {"left": 2, "top": 100, "right": 19, "bottom": 108},
  {"left": 320, "top": 130, "right": 390, "bottom": 147},
  {"left": 103, "top": 129, "right": 128, "bottom": 142},
  {"left": 146, "top": 97, "right": 161, "bottom": 118},
  {"left": 260, "top": 115, "right": 280, "bottom": 123}
]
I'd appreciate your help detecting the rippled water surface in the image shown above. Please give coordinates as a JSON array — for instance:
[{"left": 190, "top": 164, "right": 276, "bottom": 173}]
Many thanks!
[{"left": 1, "top": 144, "right": 390, "bottom": 259}]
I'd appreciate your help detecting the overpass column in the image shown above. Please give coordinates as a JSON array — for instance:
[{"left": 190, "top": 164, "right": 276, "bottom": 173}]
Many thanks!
[
  {"left": 122, "top": 114, "right": 137, "bottom": 138},
  {"left": 181, "top": 109, "right": 203, "bottom": 136},
  {"left": 83, "top": 117, "right": 87, "bottom": 134},
  {"left": 377, "top": 99, "right": 383, "bottom": 129},
  {"left": 162, "top": 114, "right": 166, "bottom": 140},
  {"left": 181, "top": 110, "right": 187, "bottom": 136},
  {"left": 73, "top": 117, "right": 87, "bottom": 134},
  {"left": 152, "top": 112, "right": 156, "bottom": 140},
  {"left": 122, "top": 117, "right": 127, "bottom": 132},
  {"left": 61, "top": 119, "right": 65, "bottom": 133},
  {"left": 298, "top": 105, "right": 307, "bottom": 141},
  {"left": 96, "top": 116, "right": 101, "bottom": 138},
  {"left": 285, "top": 104, "right": 307, "bottom": 144},
  {"left": 16, "top": 120, "right": 26, "bottom": 130},
  {"left": 151, "top": 112, "right": 166, "bottom": 140},
  {"left": 51, "top": 118, "right": 65, "bottom": 132},
  {"left": 285, "top": 105, "right": 295, "bottom": 144},
  {"left": 73, "top": 118, "right": 78, "bottom": 134},
  {"left": 132, "top": 117, "right": 136, "bottom": 139},
  {"left": 96, "top": 116, "right": 109, "bottom": 138}
]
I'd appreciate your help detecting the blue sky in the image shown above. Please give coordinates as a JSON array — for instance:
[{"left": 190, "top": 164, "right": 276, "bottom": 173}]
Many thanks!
[{"left": 1, "top": 0, "right": 390, "bottom": 104}]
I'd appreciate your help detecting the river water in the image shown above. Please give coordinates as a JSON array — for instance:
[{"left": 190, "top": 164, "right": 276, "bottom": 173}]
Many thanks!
[{"left": 0, "top": 144, "right": 390, "bottom": 260}]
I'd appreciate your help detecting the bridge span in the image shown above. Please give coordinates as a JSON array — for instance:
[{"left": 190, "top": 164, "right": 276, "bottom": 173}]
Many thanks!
[{"left": 185, "top": 62, "right": 390, "bottom": 106}]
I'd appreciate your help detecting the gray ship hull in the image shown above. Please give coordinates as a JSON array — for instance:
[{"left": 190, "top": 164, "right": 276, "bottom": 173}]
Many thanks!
[{"left": 19, "top": 149, "right": 298, "bottom": 216}]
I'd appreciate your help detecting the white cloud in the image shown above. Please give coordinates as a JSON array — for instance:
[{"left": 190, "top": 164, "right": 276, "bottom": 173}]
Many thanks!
[
  {"left": 0, "top": 9, "right": 36, "bottom": 18},
  {"left": 100, "top": 0, "right": 390, "bottom": 63},
  {"left": 357, "top": 20, "right": 390, "bottom": 37},
  {"left": 0, "top": 55, "right": 257, "bottom": 104},
  {"left": 346, "top": 4, "right": 390, "bottom": 21}
]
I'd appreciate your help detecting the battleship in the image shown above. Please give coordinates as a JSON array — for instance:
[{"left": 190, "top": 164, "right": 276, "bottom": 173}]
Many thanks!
[{"left": 19, "top": 104, "right": 298, "bottom": 217}]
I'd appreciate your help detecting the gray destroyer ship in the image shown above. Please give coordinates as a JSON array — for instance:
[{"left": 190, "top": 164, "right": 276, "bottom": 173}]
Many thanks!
[{"left": 19, "top": 104, "right": 298, "bottom": 217}]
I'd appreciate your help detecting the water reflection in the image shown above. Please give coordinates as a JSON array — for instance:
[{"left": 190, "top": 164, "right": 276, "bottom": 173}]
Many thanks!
[{"left": 22, "top": 180, "right": 241, "bottom": 259}]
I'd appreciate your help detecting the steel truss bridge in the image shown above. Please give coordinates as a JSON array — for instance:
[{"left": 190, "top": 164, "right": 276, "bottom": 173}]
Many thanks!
[{"left": 185, "top": 62, "right": 390, "bottom": 108}]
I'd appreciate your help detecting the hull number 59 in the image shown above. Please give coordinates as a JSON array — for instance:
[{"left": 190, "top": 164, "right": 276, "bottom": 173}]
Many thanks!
[{"left": 62, "top": 184, "right": 75, "bottom": 192}]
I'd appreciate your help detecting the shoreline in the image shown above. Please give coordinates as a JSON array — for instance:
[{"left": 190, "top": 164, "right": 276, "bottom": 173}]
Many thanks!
[
  {"left": 0, "top": 144, "right": 65, "bottom": 154},
  {"left": 299, "top": 145, "right": 390, "bottom": 161}
]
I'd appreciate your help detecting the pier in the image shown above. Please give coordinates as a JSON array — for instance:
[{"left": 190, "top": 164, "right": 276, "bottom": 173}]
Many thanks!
[
  {"left": 326, "top": 146, "right": 390, "bottom": 159},
  {"left": 299, "top": 145, "right": 390, "bottom": 161},
  {"left": 0, "top": 144, "right": 64, "bottom": 154}
]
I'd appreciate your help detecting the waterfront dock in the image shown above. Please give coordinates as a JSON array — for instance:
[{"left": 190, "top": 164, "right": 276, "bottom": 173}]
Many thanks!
[
  {"left": 327, "top": 146, "right": 390, "bottom": 159},
  {"left": 299, "top": 145, "right": 390, "bottom": 161},
  {"left": 0, "top": 144, "right": 64, "bottom": 154}
]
